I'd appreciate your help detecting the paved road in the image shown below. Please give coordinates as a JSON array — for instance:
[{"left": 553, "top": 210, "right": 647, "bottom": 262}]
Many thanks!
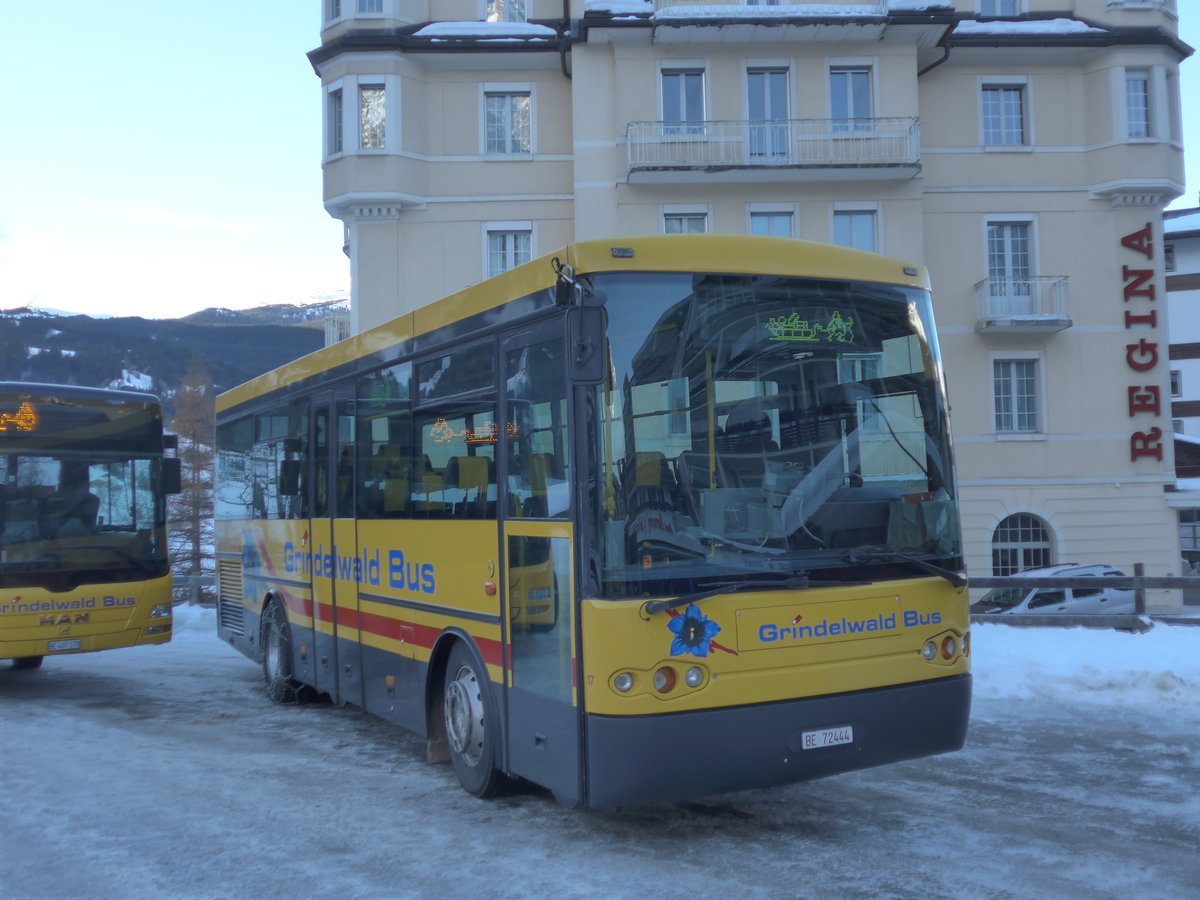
[{"left": 1, "top": 625, "right": 1197, "bottom": 900}]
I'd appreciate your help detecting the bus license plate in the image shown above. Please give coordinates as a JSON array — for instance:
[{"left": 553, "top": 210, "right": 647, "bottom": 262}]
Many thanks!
[
  {"left": 802, "top": 725, "right": 853, "bottom": 750},
  {"left": 48, "top": 639, "right": 81, "bottom": 652}
]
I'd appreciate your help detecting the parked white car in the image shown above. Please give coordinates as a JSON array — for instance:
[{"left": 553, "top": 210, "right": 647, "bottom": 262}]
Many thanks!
[{"left": 971, "top": 564, "right": 1136, "bottom": 615}]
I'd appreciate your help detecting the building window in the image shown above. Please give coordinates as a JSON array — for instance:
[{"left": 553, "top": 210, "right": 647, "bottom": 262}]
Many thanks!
[
  {"left": 662, "top": 68, "right": 705, "bottom": 131},
  {"left": 987, "top": 220, "right": 1033, "bottom": 313},
  {"left": 1165, "top": 242, "right": 1176, "bottom": 272},
  {"left": 830, "top": 66, "right": 872, "bottom": 128},
  {"left": 833, "top": 210, "right": 876, "bottom": 251},
  {"left": 487, "top": 0, "right": 526, "bottom": 23},
  {"left": 360, "top": 83, "right": 386, "bottom": 150},
  {"left": 358, "top": 0, "right": 383, "bottom": 12},
  {"left": 487, "top": 228, "right": 532, "bottom": 277},
  {"left": 327, "top": 0, "right": 342, "bottom": 20},
  {"left": 485, "top": 91, "right": 531, "bottom": 155},
  {"left": 747, "top": 67, "right": 789, "bottom": 157},
  {"left": 991, "top": 513, "right": 1052, "bottom": 576},
  {"left": 993, "top": 358, "right": 1039, "bottom": 433},
  {"left": 1126, "top": 69, "right": 1151, "bottom": 138},
  {"left": 328, "top": 88, "right": 344, "bottom": 156},
  {"left": 664, "top": 212, "right": 707, "bottom": 234},
  {"left": 1171, "top": 370, "right": 1182, "bottom": 398},
  {"left": 1174, "top": 419, "right": 1185, "bottom": 435},
  {"left": 982, "top": 84, "right": 1026, "bottom": 146},
  {"left": 750, "top": 211, "right": 793, "bottom": 238},
  {"left": 979, "top": 0, "right": 1019, "bottom": 15}
]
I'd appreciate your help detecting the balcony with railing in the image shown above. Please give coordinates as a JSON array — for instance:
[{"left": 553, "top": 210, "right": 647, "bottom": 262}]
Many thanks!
[
  {"left": 626, "top": 117, "right": 920, "bottom": 183},
  {"left": 975, "top": 276, "right": 1072, "bottom": 334}
]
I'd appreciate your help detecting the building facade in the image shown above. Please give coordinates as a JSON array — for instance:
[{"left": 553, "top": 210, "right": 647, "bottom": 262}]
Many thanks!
[{"left": 308, "top": 0, "right": 1191, "bottom": 609}]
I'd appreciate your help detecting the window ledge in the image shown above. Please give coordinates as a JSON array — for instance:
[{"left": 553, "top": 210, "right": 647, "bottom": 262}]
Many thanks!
[{"left": 995, "top": 432, "right": 1045, "bottom": 441}]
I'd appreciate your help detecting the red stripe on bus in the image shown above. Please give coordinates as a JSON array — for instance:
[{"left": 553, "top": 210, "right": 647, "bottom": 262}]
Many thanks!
[{"left": 310, "top": 600, "right": 505, "bottom": 669}]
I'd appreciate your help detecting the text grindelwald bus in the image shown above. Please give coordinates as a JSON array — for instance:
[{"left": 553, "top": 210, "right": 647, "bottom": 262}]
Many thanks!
[
  {"left": 214, "top": 235, "right": 970, "bottom": 807},
  {"left": 0, "top": 384, "right": 180, "bottom": 668}
]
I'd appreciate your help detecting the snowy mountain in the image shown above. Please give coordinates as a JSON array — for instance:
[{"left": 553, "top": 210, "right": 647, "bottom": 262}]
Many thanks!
[{"left": 0, "top": 302, "right": 329, "bottom": 412}]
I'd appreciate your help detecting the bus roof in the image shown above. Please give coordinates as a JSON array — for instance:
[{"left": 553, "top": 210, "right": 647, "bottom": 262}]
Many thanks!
[
  {"left": 217, "top": 234, "right": 929, "bottom": 414},
  {"left": 0, "top": 381, "right": 162, "bottom": 406}
]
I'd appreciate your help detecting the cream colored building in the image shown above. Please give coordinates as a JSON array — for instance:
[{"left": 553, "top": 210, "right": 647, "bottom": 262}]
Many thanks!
[{"left": 308, "top": 0, "right": 1191, "bottom": 609}]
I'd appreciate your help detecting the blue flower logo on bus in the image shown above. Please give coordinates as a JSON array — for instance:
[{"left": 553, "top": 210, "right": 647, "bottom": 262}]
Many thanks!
[{"left": 666, "top": 604, "right": 736, "bottom": 658}]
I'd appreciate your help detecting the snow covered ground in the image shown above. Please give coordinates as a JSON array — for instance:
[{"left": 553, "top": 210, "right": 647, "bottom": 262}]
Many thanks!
[{"left": 1, "top": 606, "right": 1197, "bottom": 900}]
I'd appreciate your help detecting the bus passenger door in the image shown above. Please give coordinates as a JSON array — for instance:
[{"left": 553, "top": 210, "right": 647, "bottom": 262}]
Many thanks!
[
  {"left": 309, "top": 403, "right": 338, "bottom": 698},
  {"left": 502, "top": 325, "right": 582, "bottom": 806},
  {"left": 311, "top": 392, "right": 363, "bottom": 706}
]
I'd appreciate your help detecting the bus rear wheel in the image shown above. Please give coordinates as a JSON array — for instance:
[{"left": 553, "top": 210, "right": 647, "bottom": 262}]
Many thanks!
[
  {"left": 261, "top": 600, "right": 311, "bottom": 704},
  {"left": 443, "top": 642, "right": 504, "bottom": 798},
  {"left": 12, "top": 656, "right": 43, "bottom": 669}
]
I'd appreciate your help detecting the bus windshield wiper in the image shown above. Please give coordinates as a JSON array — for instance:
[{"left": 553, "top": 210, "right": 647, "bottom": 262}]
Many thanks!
[
  {"left": 844, "top": 549, "right": 966, "bottom": 589},
  {"left": 641, "top": 576, "right": 810, "bottom": 617}
]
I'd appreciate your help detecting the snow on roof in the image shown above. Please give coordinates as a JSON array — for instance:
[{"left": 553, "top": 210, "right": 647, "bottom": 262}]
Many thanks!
[
  {"left": 1165, "top": 211, "right": 1200, "bottom": 235},
  {"left": 888, "top": 0, "right": 952, "bottom": 9},
  {"left": 955, "top": 18, "right": 1106, "bottom": 36},
  {"left": 413, "top": 22, "right": 557, "bottom": 39},
  {"left": 584, "top": 0, "right": 651, "bottom": 13},
  {"left": 654, "top": 3, "right": 886, "bottom": 18}
]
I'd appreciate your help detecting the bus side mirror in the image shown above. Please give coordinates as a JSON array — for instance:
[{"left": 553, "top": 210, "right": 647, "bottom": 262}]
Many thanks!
[
  {"left": 161, "top": 458, "right": 182, "bottom": 495},
  {"left": 279, "top": 459, "right": 302, "bottom": 496},
  {"left": 567, "top": 306, "right": 606, "bottom": 385}
]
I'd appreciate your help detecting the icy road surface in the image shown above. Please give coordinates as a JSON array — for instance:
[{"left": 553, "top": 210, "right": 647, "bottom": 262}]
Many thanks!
[{"left": 1, "top": 607, "right": 1197, "bottom": 900}]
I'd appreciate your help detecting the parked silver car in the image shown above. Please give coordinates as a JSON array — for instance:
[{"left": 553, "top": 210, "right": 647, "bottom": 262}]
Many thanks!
[{"left": 971, "top": 564, "right": 1136, "bottom": 614}]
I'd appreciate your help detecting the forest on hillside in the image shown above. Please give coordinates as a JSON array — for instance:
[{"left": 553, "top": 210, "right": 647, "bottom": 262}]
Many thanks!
[{"left": 0, "top": 307, "right": 328, "bottom": 412}]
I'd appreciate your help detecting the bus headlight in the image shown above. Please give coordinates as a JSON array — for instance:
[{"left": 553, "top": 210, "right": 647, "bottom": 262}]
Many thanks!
[
  {"left": 652, "top": 667, "right": 677, "bottom": 694},
  {"left": 150, "top": 604, "right": 172, "bottom": 619},
  {"left": 940, "top": 636, "right": 957, "bottom": 659},
  {"left": 685, "top": 666, "right": 705, "bottom": 688},
  {"left": 923, "top": 641, "right": 937, "bottom": 661},
  {"left": 613, "top": 672, "right": 634, "bottom": 693}
]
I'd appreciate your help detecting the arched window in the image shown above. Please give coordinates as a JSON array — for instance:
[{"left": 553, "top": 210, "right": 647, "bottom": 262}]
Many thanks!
[{"left": 991, "top": 513, "right": 1052, "bottom": 576}]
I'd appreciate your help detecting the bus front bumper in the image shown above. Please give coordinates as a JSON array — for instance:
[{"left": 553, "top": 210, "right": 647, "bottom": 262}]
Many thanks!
[{"left": 584, "top": 673, "right": 971, "bottom": 808}]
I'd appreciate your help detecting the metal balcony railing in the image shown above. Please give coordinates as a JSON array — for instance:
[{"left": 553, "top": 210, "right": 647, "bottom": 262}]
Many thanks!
[
  {"left": 626, "top": 117, "right": 920, "bottom": 173},
  {"left": 974, "top": 276, "right": 1071, "bottom": 333}
]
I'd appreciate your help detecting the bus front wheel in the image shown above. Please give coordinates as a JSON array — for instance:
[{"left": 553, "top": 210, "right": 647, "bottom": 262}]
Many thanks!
[
  {"left": 261, "top": 600, "right": 311, "bottom": 704},
  {"left": 12, "top": 656, "right": 43, "bottom": 669},
  {"left": 443, "top": 642, "right": 504, "bottom": 798}
]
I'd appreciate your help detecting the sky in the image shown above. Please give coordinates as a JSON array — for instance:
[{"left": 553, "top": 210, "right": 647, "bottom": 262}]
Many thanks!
[{"left": 0, "top": 2, "right": 1197, "bottom": 321}]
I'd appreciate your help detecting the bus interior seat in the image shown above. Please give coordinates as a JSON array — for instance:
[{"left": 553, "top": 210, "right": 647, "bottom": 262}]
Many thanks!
[
  {"left": 445, "top": 455, "right": 494, "bottom": 518},
  {"left": 522, "top": 452, "right": 555, "bottom": 517}
]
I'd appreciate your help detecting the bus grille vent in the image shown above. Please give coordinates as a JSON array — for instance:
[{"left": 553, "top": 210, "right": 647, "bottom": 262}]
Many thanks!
[{"left": 217, "top": 560, "right": 245, "bottom": 636}]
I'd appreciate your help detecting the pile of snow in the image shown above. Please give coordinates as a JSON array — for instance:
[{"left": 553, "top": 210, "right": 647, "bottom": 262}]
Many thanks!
[
  {"left": 414, "top": 22, "right": 557, "bottom": 39},
  {"left": 972, "top": 621, "right": 1198, "bottom": 709},
  {"left": 955, "top": 18, "right": 1105, "bottom": 36}
]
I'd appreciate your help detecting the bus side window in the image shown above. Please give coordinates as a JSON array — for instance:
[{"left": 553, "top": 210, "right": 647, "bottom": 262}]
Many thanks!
[{"left": 505, "top": 334, "right": 569, "bottom": 519}]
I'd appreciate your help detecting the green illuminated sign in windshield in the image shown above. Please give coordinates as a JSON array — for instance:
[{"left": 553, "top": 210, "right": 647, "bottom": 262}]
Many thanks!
[{"left": 766, "top": 311, "right": 856, "bottom": 344}]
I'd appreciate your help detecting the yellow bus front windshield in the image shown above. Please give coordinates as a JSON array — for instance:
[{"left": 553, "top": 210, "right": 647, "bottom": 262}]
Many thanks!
[
  {"left": 0, "top": 452, "right": 169, "bottom": 592},
  {"left": 588, "top": 271, "right": 959, "bottom": 599}
]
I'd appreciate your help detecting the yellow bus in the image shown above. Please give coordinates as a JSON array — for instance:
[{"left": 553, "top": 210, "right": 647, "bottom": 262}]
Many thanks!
[
  {"left": 0, "top": 383, "right": 179, "bottom": 668},
  {"left": 215, "top": 235, "right": 970, "bottom": 807}
]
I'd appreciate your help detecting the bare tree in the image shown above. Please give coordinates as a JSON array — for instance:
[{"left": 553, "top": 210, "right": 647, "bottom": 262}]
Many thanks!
[{"left": 168, "top": 362, "right": 216, "bottom": 604}]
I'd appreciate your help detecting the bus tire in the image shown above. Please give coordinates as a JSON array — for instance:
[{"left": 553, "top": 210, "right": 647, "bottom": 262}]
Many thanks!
[
  {"left": 443, "top": 641, "right": 504, "bottom": 798},
  {"left": 260, "top": 600, "right": 311, "bottom": 704},
  {"left": 12, "top": 656, "right": 44, "bottom": 669}
]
